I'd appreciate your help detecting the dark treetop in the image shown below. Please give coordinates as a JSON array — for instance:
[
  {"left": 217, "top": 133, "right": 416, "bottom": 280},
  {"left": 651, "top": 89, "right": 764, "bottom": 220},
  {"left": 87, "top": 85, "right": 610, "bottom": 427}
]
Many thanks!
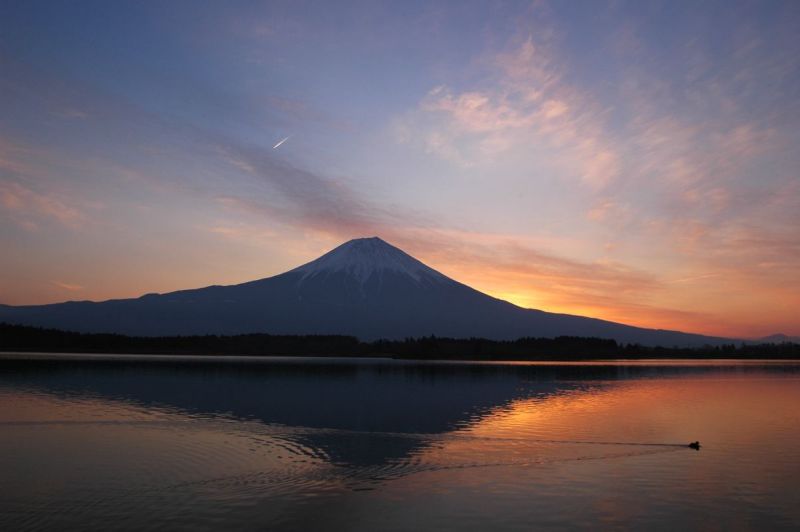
[{"left": 2, "top": 323, "right": 798, "bottom": 360}]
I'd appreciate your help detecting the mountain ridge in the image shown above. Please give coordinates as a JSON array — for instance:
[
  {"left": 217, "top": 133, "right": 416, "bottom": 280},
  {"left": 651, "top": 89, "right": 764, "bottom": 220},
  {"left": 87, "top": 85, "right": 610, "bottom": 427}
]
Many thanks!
[{"left": 0, "top": 237, "right": 733, "bottom": 347}]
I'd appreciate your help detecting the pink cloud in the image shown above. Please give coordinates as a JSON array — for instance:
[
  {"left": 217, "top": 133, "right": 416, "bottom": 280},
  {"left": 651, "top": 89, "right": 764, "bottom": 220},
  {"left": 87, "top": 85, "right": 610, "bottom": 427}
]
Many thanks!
[
  {"left": 409, "top": 36, "right": 621, "bottom": 188},
  {"left": 51, "top": 281, "right": 84, "bottom": 291},
  {"left": 0, "top": 181, "right": 86, "bottom": 229}
]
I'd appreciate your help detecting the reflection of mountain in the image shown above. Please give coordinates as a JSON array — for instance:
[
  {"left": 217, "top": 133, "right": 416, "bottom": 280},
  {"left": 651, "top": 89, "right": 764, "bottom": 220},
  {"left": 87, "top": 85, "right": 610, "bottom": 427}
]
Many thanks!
[
  {"left": 4, "top": 357, "right": 791, "bottom": 467},
  {"left": 0, "top": 237, "right": 728, "bottom": 346},
  {"left": 1, "top": 357, "right": 544, "bottom": 466}
]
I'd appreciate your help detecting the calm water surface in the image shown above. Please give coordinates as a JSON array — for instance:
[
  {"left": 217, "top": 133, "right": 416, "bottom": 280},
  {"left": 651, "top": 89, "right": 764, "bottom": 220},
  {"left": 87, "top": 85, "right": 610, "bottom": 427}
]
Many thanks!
[{"left": 1, "top": 354, "right": 799, "bottom": 531}]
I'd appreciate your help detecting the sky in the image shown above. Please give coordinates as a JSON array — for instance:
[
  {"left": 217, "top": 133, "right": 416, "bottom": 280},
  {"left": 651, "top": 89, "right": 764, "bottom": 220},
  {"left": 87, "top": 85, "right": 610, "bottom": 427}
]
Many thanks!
[{"left": 1, "top": 0, "right": 798, "bottom": 338}]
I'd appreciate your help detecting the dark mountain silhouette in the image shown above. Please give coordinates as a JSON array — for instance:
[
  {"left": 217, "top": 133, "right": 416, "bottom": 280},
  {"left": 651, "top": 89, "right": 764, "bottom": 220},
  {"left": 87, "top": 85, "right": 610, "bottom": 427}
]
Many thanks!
[{"left": 0, "top": 237, "right": 729, "bottom": 346}]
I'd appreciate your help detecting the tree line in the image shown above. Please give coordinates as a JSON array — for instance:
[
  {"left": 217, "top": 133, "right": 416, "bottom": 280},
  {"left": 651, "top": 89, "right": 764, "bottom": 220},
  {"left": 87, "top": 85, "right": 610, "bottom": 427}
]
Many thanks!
[{"left": 1, "top": 322, "right": 798, "bottom": 360}]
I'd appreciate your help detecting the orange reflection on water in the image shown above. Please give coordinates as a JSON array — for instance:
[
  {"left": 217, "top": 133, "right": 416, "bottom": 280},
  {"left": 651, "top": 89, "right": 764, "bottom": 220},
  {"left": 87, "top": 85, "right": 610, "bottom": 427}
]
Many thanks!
[
  {"left": 404, "top": 374, "right": 800, "bottom": 474},
  {"left": 2, "top": 365, "right": 800, "bottom": 529}
]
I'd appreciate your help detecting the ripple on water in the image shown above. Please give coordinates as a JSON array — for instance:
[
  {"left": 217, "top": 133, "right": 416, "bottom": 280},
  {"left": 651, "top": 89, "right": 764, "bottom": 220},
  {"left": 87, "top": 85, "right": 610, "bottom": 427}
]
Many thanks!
[{"left": 3, "top": 368, "right": 800, "bottom": 531}]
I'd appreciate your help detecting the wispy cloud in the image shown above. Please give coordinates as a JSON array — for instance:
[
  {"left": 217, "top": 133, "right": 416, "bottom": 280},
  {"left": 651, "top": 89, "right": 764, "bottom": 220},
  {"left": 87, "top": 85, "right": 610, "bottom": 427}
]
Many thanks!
[
  {"left": 216, "top": 141, "right": 394, "bottom": 236},
  {"left": 0, "top": 180, "right": 85, "bottom": 230},
  {"left": 52, "top": 108, "right": 89, "bottom": 120},
  {"left": 0, "top": 137, "right": 39, "bottom": 177},
  {"left": 401, "top": 29, "right": 621, "bottom": 189},
  {"left": 51, "top": 281, "right": 84, "bottom": 291}
]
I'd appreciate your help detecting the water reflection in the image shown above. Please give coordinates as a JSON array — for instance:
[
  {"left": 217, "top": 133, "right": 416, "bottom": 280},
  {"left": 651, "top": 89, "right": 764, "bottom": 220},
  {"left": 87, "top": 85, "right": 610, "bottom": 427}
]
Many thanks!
[
  {"left": 1, "top": 356, "right": 566, "bottom": 467},
  {"left": 1, "top": 355, "right": 799, "bottom": 530}
]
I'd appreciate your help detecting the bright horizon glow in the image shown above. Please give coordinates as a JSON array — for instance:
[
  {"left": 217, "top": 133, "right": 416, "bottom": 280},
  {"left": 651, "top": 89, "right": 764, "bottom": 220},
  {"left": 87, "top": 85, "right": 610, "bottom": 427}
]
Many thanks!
[{"left": 1, "top": 1, "right": 799, "bottom": 339}]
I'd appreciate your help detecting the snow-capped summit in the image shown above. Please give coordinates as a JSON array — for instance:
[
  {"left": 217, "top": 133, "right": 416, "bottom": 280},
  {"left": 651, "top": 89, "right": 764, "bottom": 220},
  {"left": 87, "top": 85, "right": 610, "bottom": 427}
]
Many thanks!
[{"left": 291, "top": 237, "right": 448, "bottom": 284}]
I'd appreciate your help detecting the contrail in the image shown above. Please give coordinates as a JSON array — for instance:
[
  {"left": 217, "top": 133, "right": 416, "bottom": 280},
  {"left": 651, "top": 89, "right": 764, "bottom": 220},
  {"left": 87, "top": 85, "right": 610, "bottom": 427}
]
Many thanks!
[{"left": 272, "top": 136, "right": 290, "bottom": 149}]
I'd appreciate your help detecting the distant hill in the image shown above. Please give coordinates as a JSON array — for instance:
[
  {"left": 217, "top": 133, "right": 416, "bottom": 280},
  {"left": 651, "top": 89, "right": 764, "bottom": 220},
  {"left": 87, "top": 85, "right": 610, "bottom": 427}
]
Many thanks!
[
  {"left": 756, "top": 334, "right": 800, "bottom": 344},
  {"left": 0, "top": 237, "right": 732, "bottom": 347}
]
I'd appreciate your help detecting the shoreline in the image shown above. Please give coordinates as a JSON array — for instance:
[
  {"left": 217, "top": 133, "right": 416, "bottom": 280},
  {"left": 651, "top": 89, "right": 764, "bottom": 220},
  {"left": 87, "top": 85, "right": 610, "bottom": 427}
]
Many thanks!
[{"left": 2, "top": 351, "right": 800, "bottom": 365}]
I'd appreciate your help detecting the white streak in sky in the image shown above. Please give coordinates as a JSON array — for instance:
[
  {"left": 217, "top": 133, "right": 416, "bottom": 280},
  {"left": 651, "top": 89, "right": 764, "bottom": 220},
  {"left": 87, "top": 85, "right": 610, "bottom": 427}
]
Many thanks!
[{"left": 272, "top": 136, "right": 291, "bottom": 149}]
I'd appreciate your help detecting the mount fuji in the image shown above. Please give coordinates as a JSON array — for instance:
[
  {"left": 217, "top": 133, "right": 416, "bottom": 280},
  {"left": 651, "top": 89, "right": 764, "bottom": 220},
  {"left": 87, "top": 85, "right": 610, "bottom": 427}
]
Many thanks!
[{"left": 0, "top": 237, "right": 728, "bottom": 346}]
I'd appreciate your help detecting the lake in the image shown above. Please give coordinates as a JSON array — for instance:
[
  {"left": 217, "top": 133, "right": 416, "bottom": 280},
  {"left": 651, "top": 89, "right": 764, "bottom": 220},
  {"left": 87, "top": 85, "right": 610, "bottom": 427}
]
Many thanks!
[{"left": 1, "top": 354, "right": 799, "bottom": 531}]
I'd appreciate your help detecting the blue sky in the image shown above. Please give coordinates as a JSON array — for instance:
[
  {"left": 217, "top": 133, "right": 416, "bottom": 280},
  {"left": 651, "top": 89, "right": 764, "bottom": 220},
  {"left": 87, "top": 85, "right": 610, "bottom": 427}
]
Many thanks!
[{"left": 1, "top": 0, "right": 799, "bottom": 337}]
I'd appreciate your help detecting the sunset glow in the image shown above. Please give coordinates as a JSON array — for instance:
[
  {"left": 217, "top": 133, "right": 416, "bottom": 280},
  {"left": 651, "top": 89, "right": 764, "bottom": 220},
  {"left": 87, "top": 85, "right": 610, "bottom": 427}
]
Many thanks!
[{"left": 1, "top": 1, "right": 798, "bottom": 338}]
